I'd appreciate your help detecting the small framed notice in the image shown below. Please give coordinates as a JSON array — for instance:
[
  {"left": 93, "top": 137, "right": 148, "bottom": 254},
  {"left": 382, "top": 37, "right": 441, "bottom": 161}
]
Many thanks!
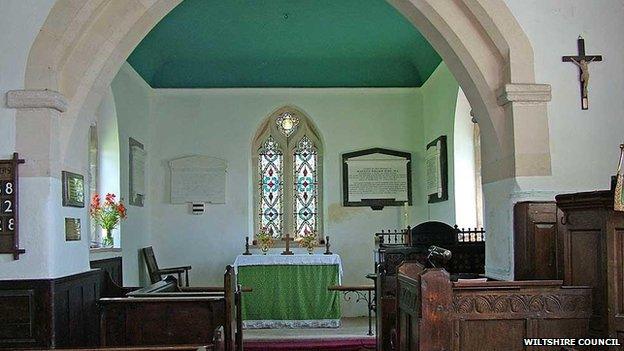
[
  {"left": 62, "top": 171, "right": 85, "bottom": 208},
  {"left": 64, "top": 218, "right": 82, "bottom": 241},
  {"left": 342, "top": 148, "right": 412, "bottom": 210},
  {"left": 425, "top": 135, "right": 448, "bottom": 203}
]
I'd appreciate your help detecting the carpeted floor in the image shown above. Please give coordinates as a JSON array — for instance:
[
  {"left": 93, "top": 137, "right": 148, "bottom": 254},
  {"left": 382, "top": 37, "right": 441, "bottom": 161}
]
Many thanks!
[
  {"left": 244, "top": 338, "right": 375, "bottom": 351},
  {"left": 243, "top": 317, "right": 375, "bottom": 351}
]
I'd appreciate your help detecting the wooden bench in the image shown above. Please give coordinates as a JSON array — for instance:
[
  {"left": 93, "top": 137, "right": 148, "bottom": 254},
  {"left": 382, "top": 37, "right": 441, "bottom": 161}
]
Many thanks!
[{"left": 99, "top": 266, "right": 243, "bottom": 351}]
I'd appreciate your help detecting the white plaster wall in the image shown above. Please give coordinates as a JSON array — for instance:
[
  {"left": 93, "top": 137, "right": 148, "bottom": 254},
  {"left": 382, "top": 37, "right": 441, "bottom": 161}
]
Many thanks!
[
  {"left": 504, "top": 0, "right": 624, "bottom": 196},
  {"left": 0, "top": 0, "right": 58, "bottom": 278},
  {"left": 499, "top": 0, "right": 624, "bottom": 278},
  {"left": 96, "top": 88, "right": 122, "bottom": 245},
  {"left": 453, "top": 88, "right": 478, "bottom": 228},
  {"left": 144, "top": 86, "right": 426, "bottom": 316},
  {"left": 0, "top": 0, "right": 54, "bottom": 159},
  {"left": 110, "top": 65, "right": 153, "bottom": 286},
  {"left": 420, "top": 64, "right": 460, "bottom": 224},
  {"left": 3, "top": 0, "right": 622, "bottom": 286}
]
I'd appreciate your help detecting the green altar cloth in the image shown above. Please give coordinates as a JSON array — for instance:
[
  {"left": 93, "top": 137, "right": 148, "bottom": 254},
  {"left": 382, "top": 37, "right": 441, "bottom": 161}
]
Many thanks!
[{"left": 238, "top": 264, "right": 341, "bottom": 328}]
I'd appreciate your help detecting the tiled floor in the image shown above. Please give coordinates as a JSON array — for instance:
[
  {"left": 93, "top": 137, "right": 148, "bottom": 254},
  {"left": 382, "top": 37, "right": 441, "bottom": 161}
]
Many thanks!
[{"left": 244, "top": 317, "right": 375, "bottom": 340}]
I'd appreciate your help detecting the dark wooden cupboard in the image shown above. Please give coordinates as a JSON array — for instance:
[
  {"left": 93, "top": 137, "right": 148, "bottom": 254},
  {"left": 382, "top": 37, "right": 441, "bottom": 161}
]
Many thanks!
[{"left": 514, "top": 201, "right": 561, "bottom": 280}]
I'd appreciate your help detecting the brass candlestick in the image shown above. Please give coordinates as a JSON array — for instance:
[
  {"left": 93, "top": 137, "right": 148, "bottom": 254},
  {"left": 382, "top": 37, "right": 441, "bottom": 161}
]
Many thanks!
[
  {"left": 243, "top": 236, "right": 252, "bottom": 255},
  {"left": 324, "top": 235, "right": 332, "bottom": 255}
]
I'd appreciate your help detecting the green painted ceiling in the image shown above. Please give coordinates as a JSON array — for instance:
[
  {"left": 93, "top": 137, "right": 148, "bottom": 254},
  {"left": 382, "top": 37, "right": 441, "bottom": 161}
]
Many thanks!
[{"left": 127, "top": 0, "right": 441, "bottom": 88}]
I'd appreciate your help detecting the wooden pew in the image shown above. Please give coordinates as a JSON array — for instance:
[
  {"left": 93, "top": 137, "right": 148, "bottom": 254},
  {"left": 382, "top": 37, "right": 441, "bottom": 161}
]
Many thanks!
[
  {"left": 55, "top": 325, "right": 223, "bottom": 350},
  {"left": 99, "top": 266, "right": 243, "bottom": 351},
  {"left": 395, "top": 261, "right": 593, "bottom": 351},
  {"left": 374, "top": 221, "right": 485, "bottom": 350}
]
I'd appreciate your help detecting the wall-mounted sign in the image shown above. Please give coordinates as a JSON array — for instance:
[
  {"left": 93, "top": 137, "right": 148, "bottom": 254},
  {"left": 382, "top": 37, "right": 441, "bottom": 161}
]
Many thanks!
[
  {"left": 425, "top": 135, "right": 448, "bottom": 203},
  {"left": 64, "top": 218, "right": 82, "bottom": 241},
  {"left": 342, "top": 148, "right": 412, "bottom": 210},
  {"left": 62, "top": 171, "right": 85, "bottom": 207}
]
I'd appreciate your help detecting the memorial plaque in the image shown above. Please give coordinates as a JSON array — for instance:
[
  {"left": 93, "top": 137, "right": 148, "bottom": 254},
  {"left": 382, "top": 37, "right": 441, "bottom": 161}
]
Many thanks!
[
  {"left": 129, "top": 138, "right": 146, "bottom": 207},
  {"left": 170, "top": 156, "right": 227, "bottom": 204},
  {"left": 62, "top": 171, "right": 85, "bottom": 207},
  {"left": 342, "top": 148, "right": 412, "bottom": 210},
  {"left": 0, "top": 153, "right": 25, "bottom": 259},
  {"left": 426, "top": 136, "right": 448, "bottom": 203},
  {"left": 64, "top": 218, "right": 82, "bottom": 241}
]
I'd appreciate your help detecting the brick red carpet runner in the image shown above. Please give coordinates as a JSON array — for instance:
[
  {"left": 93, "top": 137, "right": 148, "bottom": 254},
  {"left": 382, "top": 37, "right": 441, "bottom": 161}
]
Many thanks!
[{"left": 244, "top": 337, "right": 375, "bottom": 351}]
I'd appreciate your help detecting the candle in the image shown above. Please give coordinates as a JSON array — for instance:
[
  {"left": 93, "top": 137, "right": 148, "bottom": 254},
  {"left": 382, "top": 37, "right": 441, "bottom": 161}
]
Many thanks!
[{"left": 403, "top": 201, "right": 409, "bottom": 229}]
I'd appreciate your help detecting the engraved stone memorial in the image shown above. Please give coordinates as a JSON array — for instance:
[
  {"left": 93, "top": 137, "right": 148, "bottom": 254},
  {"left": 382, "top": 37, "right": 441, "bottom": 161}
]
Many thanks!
[{"left": 170, "top": 156, "right": 227, "bottom": 204}]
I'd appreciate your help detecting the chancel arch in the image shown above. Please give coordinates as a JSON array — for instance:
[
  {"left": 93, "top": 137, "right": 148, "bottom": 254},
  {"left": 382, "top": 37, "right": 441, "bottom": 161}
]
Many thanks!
[
  {"left": 11, "top": 0, "right": 552, "bottom": 279},
  {"left": 252, "top": 106, "right": 323, "bottom": 241}
]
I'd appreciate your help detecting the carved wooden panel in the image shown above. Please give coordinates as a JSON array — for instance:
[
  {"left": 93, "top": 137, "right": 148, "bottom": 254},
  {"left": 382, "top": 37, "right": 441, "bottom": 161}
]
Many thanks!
[
  {"left": 458, "top": 319, "right": 526, "bottom": 351},
  {"left": 537, "top": 318, "right": 593, "bottom": 340},
  {"left": 91, "top": 257, "right": 123, "bottom": 286},
  {"left": 0, "top": 290, "right": 35, "bottom": 342},
  {"left": 451, "top": 290, "right": 592, "bottom": 318},
  {"left": 560, "top": 216, "right": 607, "bottom": 334},
  {"left": 53, "top": 269, "right": 103, "bottom": 347},
  {"left": 101, "top": 299, "right": 226, "bottom": 346},
  {"left": 514, "top": 202, "right": 560, "bottom": 280},
  {"left": 395, "top": 262, "right": 592, "bottom": 351},
  {"left": 0, "top": 269, "right": 113, "bottom": 349},
  {"left": 0, "top": 280, "right": 53, "bottom": 349},
  {"left": 610, "top": 225, "right": 624, "bottom": 338}
]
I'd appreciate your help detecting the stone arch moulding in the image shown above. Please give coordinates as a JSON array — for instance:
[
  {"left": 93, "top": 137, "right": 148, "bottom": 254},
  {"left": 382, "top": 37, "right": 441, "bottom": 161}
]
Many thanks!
[
  {"left": 11, "top": 0, "right": 551, "bottom": 182},
  {"left": 5, "top": 0, "right": 554, "bottom": 281}
]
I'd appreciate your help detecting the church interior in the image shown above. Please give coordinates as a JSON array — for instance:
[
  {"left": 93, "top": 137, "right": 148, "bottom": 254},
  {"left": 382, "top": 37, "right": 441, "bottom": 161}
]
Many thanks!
[{"left": 1, "top": 0, "right": 624, "bottom": 350}]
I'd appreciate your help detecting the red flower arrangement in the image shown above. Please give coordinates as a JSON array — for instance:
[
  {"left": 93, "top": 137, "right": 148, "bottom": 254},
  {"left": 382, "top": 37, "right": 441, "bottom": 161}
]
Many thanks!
[{"left": 89, "top": 193, "right": 127, "bottom": 247}]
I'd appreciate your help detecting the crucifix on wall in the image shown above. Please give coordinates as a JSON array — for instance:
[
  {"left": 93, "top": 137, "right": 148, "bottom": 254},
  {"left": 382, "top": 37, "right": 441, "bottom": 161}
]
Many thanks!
[{"left": 562, "top": 36, "right": 602, "bottom": 110}]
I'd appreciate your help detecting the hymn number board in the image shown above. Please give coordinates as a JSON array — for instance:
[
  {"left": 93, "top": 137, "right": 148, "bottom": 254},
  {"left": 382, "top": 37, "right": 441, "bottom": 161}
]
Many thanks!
[{"left": 0, "top": 153, "right": 25, "bottom": 259}]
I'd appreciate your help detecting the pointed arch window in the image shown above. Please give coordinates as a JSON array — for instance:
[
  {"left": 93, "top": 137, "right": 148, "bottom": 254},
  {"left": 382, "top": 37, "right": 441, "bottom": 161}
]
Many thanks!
[
  {"left": 253, "top": 108, "right": 323, "bottom": 241},
  {"left": 258, "top": 136, "right": 283, "bottom": 237},
  {"left": 293, "top": 136, "right": 318, "bottom": 237}
]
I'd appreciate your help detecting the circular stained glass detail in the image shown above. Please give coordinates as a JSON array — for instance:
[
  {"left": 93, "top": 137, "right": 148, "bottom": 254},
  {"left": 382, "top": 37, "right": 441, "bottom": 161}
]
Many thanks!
[{"left": 276, "top": 112, "right": 300, "bottom": 137}]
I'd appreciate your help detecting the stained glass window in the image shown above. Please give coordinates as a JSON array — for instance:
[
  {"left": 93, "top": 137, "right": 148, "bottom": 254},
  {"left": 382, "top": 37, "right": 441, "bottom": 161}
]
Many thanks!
[
  {"left": 276, "top": 112, "right": 299, "bottom": 137},
  {"left": 254, "top": 108, "right": 322, "bottom": 242},
  {"left": 258, "top": 136, "right": 283, "bottom": 238},
  {"left": 293, "top": 136, "right": 318, "bottom": 237}
]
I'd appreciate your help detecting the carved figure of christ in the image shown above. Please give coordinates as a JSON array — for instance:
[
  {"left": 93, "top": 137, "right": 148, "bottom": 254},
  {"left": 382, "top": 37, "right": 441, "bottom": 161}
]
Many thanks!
[{"left": 562, "top": 36, "right": 602, "bottom": 110}]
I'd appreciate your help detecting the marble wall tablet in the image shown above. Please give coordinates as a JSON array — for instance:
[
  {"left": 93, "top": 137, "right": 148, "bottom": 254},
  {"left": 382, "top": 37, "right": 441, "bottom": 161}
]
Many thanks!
[
  {"left": 169, "top": 156, "right": 227, "bottom": 204},
  {"left": 342, "top": 148, "right": 412, "bottom": 209}
]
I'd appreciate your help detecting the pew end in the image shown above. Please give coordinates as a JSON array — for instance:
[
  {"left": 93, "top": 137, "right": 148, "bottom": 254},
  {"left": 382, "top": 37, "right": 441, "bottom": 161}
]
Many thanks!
[
  {"left": 395, "top": 261, "right": 593, "bottom": 351},
  {"left": 99, "top": 265, "right": 243, "bottom": 351}
]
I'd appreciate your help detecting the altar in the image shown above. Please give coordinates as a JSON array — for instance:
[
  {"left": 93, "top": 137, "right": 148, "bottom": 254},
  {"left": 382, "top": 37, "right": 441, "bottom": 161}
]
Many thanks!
[{"left": 233, "top": 254, "right": 343, "bottom": 329}]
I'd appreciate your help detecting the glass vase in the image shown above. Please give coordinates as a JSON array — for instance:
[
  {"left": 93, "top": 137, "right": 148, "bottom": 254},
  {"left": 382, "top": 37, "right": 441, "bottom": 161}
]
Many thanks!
[{"left": 102, "top": 229, "right": 114, "bottom": 247}]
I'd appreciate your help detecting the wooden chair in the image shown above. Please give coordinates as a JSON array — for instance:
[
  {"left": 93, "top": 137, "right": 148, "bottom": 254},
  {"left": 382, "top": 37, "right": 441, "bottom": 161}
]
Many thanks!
[{"left": 141, "top": 246, "right": 192, "bottom": 286}]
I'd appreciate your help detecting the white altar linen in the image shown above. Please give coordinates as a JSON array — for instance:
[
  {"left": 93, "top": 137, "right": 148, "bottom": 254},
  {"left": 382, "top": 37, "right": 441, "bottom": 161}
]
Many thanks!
[{"left": 233, "top": 254, "right": 343, "bottom": 283}]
